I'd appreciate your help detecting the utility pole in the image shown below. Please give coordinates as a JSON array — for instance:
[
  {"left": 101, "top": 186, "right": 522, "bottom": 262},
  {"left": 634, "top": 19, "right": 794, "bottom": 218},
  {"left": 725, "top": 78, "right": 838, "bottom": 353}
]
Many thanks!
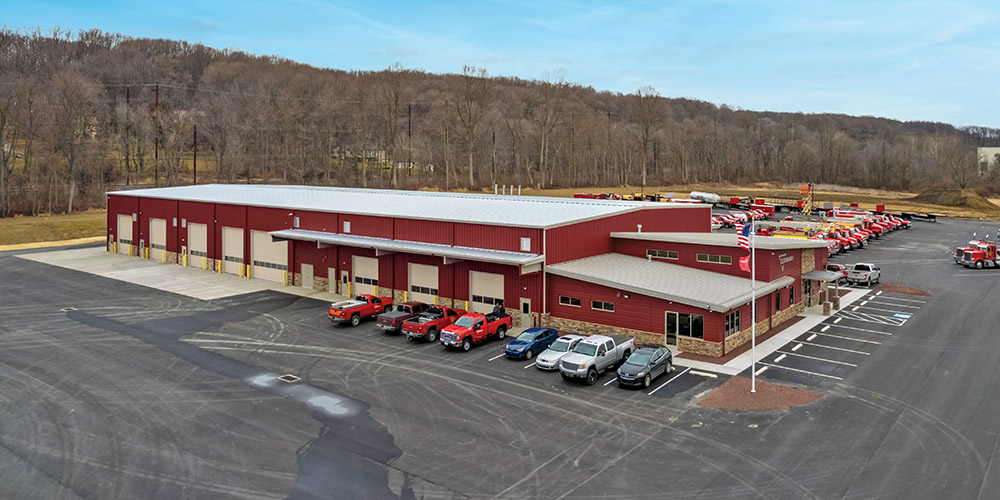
[
  {"left": 193, "top": 124, "right": 197, "bottom": 185},
  {"left": 125, "top": 86, "right": 130, "bottom": 186},
  {"left": 407, "top": 103, "right": 412, "bottom": 175},
  {"left": 153, "top": 81, "right": 159, "bottom": 187}
]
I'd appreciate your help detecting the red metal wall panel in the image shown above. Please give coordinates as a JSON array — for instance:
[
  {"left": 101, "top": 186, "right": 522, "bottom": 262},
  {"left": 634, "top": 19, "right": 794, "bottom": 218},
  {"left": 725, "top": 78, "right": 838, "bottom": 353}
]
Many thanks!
[
  {"left": 391, "top": 253, "right": 454, "bottom": 298},
  {"left": 393, "top": 219, "right": 455, "bottom": 246},
  {"left": 137, "top": 198, "right": 180, "bottom": 252},
  {"left": 610, "top": 239, "right": 811, "bottom": 283},
  {"left": 546, "top": 206, "right": 712, "bottom": 265},
  {"left": 294, "top": 210, "right": 339, "bottom": 233},
  {"left": 178, "top": 201, "right": 215, "bottom": 258},
  {"left": 453, "top": 224, "right": 541, "bottom": 253},
  {"left": 546, "top": 274, "right": 724, "bottom": 342},
  {"left": 339, "top": 214, "right": 393, "bottom": 239},
  {"left": 214, "top": 203, "right": 248, "bottom": 259},
  {"left": 106, "top": 195, "right": 138, "bottom": 245},
  {"left": 814, "top": 248, "right": 828, "bottom": 271},
  {"left": 451, "top": 261, "right": 543, "bottom": 313}
]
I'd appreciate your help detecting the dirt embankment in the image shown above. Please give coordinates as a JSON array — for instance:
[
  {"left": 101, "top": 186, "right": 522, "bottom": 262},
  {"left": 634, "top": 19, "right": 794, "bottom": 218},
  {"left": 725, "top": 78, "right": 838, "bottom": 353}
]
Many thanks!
[{"left": 907, "top": 188, "right": 1000, "bottom": 212}]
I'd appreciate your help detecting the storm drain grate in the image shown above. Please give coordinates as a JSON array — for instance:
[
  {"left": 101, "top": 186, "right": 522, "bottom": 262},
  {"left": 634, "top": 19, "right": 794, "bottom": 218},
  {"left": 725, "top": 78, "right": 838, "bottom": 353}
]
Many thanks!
[{"left": 278, "top": 374, "right": 301, "bottom": 383}]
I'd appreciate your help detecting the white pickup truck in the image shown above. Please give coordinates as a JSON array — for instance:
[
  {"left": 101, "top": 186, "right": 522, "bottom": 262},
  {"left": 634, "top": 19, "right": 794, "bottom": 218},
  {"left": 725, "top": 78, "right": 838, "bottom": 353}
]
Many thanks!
[
  {"left": 847, "top": 263, "right": 881, "bottom": 287},
  {"left": 558, "top": 334, "right": 635, "bottom": 385}
]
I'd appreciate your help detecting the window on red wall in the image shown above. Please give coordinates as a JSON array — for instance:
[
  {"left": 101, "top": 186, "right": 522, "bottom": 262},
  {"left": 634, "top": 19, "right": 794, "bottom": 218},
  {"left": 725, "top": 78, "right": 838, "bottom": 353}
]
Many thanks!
[
  {"left": 790, "top": 286, "right": 794, "bottom": 305},
  {"left": 775, "top": 290, "right": 783, "bottom": 312}
]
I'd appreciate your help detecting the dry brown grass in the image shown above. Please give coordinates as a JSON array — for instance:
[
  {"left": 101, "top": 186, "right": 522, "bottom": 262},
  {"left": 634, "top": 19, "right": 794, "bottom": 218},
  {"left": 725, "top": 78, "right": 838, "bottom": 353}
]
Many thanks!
[{"left": 0, "top": 210, "right": 106, "bottom": 246}]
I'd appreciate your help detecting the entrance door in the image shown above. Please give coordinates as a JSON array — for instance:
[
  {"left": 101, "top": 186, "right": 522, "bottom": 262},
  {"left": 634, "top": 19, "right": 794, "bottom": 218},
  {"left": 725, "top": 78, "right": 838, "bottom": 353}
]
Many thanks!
[
  {"left": 340, "top": 270, "right": 349, "bottom": 296},
  {"left": 328, "top": 267, "right": 337, "bottom": 292},
  {"left": 188, "top": 223, "right": 208, "bottom": 269},
  {"left": 301, "top": 263, "right": 314, "bottom": 289},
  {"left": 469, "top": 271, "right": 504, "bottom": 314},
  {"left": 352, "top": 256, "right": 379, "bottom": 296},
  {"left": 408, "top": 263, "right": 439, "bottom": 304},
  {"left": 222, "top": 226, "right": 244, "bottom": 275},
  {"left": 117, "top": 214, "right": 133, "bottom": 255},
  {"left": 803, "top": 279, "right": 813, "bottom": 307},
  {"left": 149, "top": 218, "right": 167, "bottom": 261},
  {"left": 664, "top": 312, "right": 679, "bottom": 346},
  {"left": 251, "top": 230, "right": 287, "bottom": 283},
  {"left": 520, "top": 298, "right": 532, "bottom": 327}
]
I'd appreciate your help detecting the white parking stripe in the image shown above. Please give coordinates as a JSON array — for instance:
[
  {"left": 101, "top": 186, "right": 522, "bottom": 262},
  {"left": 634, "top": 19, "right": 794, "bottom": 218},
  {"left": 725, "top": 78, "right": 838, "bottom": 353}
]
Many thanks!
[
  {"left": 754, "top": 366, "right": 769, "bottom": 376},
  {"left": 814, "top": 332, "right": 882, "bottom": 344},
  {"left": 835, "top": 311, "right": 906, "bottom": 326},
  {"left": 855, "top": 305, "right": 914, "bottom": 315},
  {"left": 874, "top": 295, "right": 925, "bottom": 303},
  {"left": 794, "top": 340, "right": 869, "bottom": 355},
  {"left": 834, "top": 317, "right": 842, "bottom": 324},
  {"left": 756, "top": 361, "right": 843, "bottom": 380},
  {"left": 776, "top": 350, "right": 857, "bottom": 366},
  {"left": 488, "top": 353, "right": 506, "bottom": 361},
  {"left": 826, "top": 323, "right": 893, "bottom": 335},
  {"left": 775, "top": 353, "right": 787, "bottom": 362},
  {"left": 876, "top": 291, "right": 882, "bottom": 296},
  {"left": 603, "top": 377, "right": 618, "bottom": 386},
  {"left": 523, "top": 362, "right": 536, "bottom": 369},
  {"left": 820, "top": 325, "right": 830, "bottom": 332},
  {"left": 868, "top": 300, "right": 920, "bottom": 309},
  {"left": 808, "top": 333, "right": 818, "bottom": 341},
  {"left": 852, "top": 306, "right": 860, "bottom": 311},
  {"left": 648, "top": 367, "right": 690, "bottom": 395}
]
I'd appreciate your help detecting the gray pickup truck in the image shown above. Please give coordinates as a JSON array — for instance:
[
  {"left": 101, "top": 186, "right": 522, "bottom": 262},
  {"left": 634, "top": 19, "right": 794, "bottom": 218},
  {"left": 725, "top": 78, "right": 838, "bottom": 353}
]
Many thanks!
[
  {"left": 558, "top": 334, "right": 635, "bottom": 385},
  {"left": 847, "top": 263, "right": 881, "bottom": 287}
]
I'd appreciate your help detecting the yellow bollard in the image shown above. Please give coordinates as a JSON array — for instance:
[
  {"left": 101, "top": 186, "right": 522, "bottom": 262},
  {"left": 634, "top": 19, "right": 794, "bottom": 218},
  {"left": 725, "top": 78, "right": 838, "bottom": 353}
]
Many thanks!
[
  {"left": 465, "top": 300, "right": 469, "bottom": 311},
  {"left": 404, "top": 291, "right": 407, "bottom": 302},
  {"left": 114, "top": 242, "right": 118, "bottom": 254}
]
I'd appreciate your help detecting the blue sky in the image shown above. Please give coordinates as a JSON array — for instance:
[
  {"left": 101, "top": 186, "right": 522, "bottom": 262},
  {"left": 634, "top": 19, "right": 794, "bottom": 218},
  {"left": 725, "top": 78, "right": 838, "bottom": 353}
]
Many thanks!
[{"left": 5, "top": 0, "right": 998, "bottom": 127}]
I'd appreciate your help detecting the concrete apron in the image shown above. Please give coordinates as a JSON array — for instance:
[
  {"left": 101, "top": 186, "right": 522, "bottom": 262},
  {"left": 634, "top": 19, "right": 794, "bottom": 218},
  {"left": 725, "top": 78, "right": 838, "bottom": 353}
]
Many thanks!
[
  {"left": 17, "top": 246, "right": 348, "bottom": 303},
  {"left": 672, "top": 288, "right": 870, "bottom": 376}
]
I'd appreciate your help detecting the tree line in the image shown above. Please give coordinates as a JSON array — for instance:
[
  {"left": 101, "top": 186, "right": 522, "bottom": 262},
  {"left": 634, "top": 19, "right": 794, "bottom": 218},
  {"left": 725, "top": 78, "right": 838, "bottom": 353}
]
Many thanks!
[{"left": 1, "top": 27, "right": 998, "bottom": 217}]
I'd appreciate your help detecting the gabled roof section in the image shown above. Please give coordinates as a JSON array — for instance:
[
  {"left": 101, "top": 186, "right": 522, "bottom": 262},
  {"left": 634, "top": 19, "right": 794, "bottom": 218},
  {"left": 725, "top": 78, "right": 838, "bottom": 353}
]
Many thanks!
[
  {"left": 269, "top": 229, "right": 544, "bottom": 267},
  {"left": 108, "top": 184, "right": 699, "bottom": 229},
  {"left": 546, "top": 253, "right": 793, "bottom": 312},
  {"left": 611, "top": 232, "right": 831, "bottom": 250}
]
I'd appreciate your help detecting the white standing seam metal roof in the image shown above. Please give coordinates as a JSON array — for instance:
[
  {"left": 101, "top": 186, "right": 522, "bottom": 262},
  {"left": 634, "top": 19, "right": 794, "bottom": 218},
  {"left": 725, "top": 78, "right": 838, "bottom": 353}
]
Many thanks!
[
  {"left": 800, "top": 270, "right": 844, "bottom": 282},
  {"left": 611, "top": 232, "right": 831, "bottom": 250},
  {"left": 269, "top": 229, "right": 545, "bottom": 266},
  {"left": 546, "top": 253, "right": 794, "bottom": 312},
  {"left": 107, "top": 184, "right": 704, "bottom": 229}
]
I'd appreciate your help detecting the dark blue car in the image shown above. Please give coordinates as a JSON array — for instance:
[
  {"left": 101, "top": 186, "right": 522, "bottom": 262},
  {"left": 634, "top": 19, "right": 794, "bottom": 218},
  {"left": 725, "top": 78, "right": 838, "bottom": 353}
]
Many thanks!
[{"left": 504, "top": 327, "right": 559, "bottom": 360}]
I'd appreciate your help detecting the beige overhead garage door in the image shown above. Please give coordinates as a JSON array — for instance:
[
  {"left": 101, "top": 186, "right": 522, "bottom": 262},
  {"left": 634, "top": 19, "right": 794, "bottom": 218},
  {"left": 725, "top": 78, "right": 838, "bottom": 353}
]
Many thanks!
[
  {"left": 149, "top": 218, "right": 167, "bottom": 261},
  {"left": 117, "top": 214, "right": 133, "bottom": 255},
  {"left": 251, "top": 230, "right": 287, "bottom": 283},
  {"left": 188, "top": 222, "right": 208, "bottom": 269},
  {"left": 352, "top": 256, "right": 378, "bottom": 296},
  {"left": 408, "top": 263, "right": 439, "bottom": 304},
  {"left": 469, "top": 271, "right": 504, "bottom": 314},
  {"left": 222, "top": 226, "right": 244, "bottom": 275}
]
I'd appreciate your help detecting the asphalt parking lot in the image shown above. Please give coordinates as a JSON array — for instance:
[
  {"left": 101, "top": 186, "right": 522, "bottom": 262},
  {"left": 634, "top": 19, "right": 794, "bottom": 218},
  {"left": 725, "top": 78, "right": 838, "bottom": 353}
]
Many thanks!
[{"left": 3, "top": 215, "right": 1000, "bottom": 499}]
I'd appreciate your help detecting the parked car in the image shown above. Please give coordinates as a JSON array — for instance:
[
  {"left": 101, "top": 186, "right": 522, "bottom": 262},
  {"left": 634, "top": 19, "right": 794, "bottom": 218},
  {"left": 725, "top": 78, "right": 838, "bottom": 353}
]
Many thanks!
[
  {"left": 826, "top": 263, "right": 849, "bottom": 284},
  {"left": 617, "top": 347, "right": 673, "bottom": 388},
  {"left": 440, "top": 311, "right": 512, "bottom": 351},
  {"left": 401, "top": 306, "right": 465, "bottom": 342},
  {"left": 559, "top": 334, "right": 635, "bottom": 385},
  {"left": 535, "top": 334, "right": 586, "bottom": 370},
  {"left": 847, "top": 263, "right": 881, "bottom": 287},
  {"left": 329, "top": 294, "right": 393, "bottom": 327},
  {"left": 376, "top": 301, "right": 430, "bottom": 333},
  {"left": 504, "top": 327, "right": 559, "bottom": 360}
]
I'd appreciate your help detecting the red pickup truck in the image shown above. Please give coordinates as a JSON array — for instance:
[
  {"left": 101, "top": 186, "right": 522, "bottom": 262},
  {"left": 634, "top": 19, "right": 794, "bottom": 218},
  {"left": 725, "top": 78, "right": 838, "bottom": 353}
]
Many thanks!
[
  {"left": 440, "top": 311, "right": 512, "bottom": 351},
  {"left": 329, "top": 294, "right": 393, "bottom": 327},
  {"left": 401, "top": 306, "right": 465, "bottom": 342}
]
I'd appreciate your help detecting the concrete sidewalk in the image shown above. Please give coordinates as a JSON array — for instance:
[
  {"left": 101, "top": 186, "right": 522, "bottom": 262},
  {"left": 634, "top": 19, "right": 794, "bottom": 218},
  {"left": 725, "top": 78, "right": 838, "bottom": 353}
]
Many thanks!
[{"left": 675, "top": 288, "right": 870, "bottom": 376}]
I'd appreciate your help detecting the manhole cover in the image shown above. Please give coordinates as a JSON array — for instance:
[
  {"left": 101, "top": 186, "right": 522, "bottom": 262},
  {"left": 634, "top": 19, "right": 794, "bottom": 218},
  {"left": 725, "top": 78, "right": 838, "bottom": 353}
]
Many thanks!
[{"left": 278, "top": 374, "right": 301, "bottom": 383}]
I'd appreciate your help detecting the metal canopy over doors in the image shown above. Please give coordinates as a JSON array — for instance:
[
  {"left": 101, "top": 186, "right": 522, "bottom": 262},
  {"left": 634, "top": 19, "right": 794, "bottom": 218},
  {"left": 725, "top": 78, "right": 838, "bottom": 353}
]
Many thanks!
[
  {"left": 116, "top": 214, "right": 133, "bottom": 255},
  {"left": 469, "top": 271, "right": 504, "bottom": 314},
  {"left": 250, "top": 229, "right": 287, "bottom": 283},
  {"left": 149, "top": 218, "right": 167, "bottom": 261},
  {"left": 352, "top": 256, "right": 379, "bottom": 296},
  {"left": 408, "top": 263, "right": 439, "bottom": 304},
  {"left": 188, "top": 222, "right": 208, "bottom": 269},
  {"left": 222, "top": 226, "right": 244, "bottom": 275}
]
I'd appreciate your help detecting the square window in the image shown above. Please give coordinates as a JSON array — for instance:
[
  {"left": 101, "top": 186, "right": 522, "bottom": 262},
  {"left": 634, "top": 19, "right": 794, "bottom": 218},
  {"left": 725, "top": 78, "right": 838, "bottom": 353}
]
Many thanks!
[
  {"left": 520, "top": 237, "right": 531, "bottom": 252},
  {"left": 294, "top": 216, "right": 300, "bottom": 228},
  {"left": 343, "top": 221, "right": 351, "bottom": 233}
]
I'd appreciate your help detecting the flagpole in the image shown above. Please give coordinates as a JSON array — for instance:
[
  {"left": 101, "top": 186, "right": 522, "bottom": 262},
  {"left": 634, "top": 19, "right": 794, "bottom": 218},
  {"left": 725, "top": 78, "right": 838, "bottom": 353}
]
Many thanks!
[{"left": 751, "top": 221, "right": 756, "bottom": 393}]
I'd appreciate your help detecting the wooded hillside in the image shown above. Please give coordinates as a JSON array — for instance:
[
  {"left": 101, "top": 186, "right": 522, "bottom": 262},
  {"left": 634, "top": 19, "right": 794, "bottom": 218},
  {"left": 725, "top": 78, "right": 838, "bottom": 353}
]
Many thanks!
[{"left": 1, "top": 28, "right": 998, "bottom": 216}]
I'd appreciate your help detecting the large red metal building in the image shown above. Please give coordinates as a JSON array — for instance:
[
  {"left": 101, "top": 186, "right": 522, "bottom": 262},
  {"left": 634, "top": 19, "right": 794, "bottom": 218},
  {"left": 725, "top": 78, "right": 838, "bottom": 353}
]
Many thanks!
[{"left": 106, "top": 184, "right": 831, "bottom": 356}]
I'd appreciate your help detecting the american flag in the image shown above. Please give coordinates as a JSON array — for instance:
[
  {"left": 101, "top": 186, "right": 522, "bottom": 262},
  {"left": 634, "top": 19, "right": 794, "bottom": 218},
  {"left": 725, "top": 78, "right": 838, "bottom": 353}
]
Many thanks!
[{"left": 737, "top": 222, "right": 752, "bottom": 251}]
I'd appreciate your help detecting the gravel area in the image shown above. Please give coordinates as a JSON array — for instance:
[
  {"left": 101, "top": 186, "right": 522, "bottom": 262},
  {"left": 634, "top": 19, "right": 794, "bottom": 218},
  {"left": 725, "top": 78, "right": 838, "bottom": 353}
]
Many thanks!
[
  {"left": 698, "top": 376, "right": 823, "bottom": 411},
  {"left": 877, "top": 284, "right": 931, "bottom": 297}
]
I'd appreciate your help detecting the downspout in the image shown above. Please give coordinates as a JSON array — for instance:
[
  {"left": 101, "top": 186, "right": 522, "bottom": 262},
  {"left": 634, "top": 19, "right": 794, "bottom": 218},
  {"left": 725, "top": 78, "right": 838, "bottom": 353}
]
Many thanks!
[{"left": 541, "top": 227, "right": 547, "bottom": 327}]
